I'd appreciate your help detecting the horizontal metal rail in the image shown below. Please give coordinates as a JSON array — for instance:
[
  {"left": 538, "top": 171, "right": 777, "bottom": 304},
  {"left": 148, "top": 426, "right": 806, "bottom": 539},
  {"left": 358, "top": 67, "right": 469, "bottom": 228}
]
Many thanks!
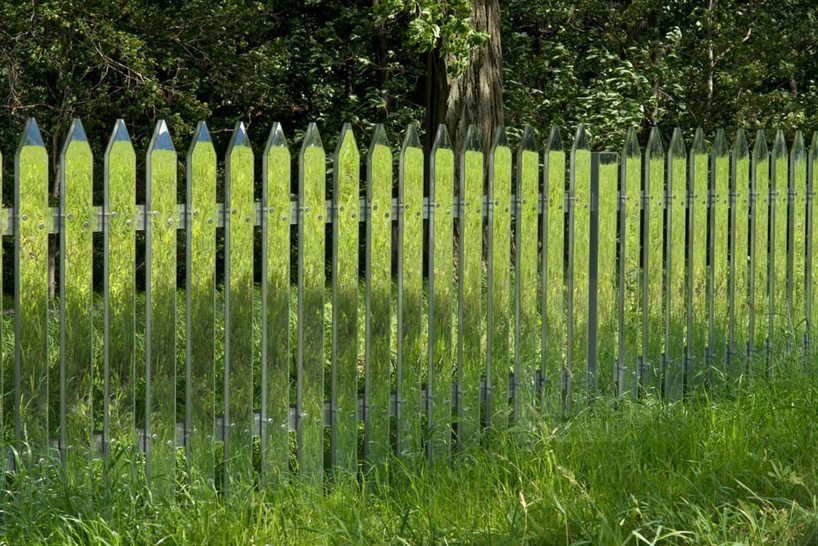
[{"left": 0, "top": 194, "right": 558, "bottom": 235}]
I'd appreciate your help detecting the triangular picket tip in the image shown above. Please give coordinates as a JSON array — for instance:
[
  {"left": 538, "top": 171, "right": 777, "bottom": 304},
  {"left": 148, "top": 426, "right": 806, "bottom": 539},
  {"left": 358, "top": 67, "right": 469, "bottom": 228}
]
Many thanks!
[
  {"left": 148, "top": 120, "right": 175, "bottom": 152},
  {"left": 401, "top": 123, "right": 421, "bottom": 151},
  {"left": 622, "top": 127, "right": 640, "bottom": 157},
  {"left": 732, "top": 129, "right": 749, "bottom": 158},
  {"left": 301, "top": 123, "right": 324, "bottom": 155},
  {"left": 518, "top": 126, "right": 536, "bottom": 152},
  {"left": 773, "top": 129, "right": 787, "bottom": 158},
  {"left": 61, "top": 118, "right": 90, "bottom": 158},
  {"left": 188, "top": 121, "right": 213, "bottom": 158},
  {"left": 431, "top": 124, "right": 452, "bottom": 152},
  {"left": 546, "top": 126, "right": 562, "bottom": 153},
  {"left": 646, "top": 127, "right": 664, "bottom": 157},
  {"left": 462, "top": 124, "right": 481, "bottom": 152},
  {"left": 791, "top": 130, "right": 805, "bottom": 161},
  {"left": 334, "top": 123, "right": 358, "bottom": 158},
  {"left": 690, "top": 127, "right": 706, "bottom": 155},
  {"left": 712, "top": 129, "right": 727, "bottom": 156},
  {"left": 753, "top": 130, "right": 768, "bottom": 158},
  {"left": 264, "top": 122, "right": 288, "bottom": 154},
  {"left": 491, "top": 125, "right": 509, "bottom": 150},
  {"left": 369, "top": 124, "right": 390, "bottom": 149},
  {"left": 105, "top": 120, "right": 133, "bottom": 158},
  {"left": 669, "top": 127, "right": 686, "bottom": 157},
  {"left": 16, "top": 117, "right": 45, "bottom": 155},
  {"left": 571, "top": 125, "right": 589, "bottom": 153},
  {"left": 227, "top": 121, "right": 252, "bottom": 153}
]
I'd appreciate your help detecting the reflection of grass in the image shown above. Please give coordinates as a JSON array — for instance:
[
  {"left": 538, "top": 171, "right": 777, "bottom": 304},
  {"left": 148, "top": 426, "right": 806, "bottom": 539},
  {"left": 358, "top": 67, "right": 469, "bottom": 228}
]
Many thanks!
[{"left": 5, "top": 366, "right": 818, "bottom": 544}]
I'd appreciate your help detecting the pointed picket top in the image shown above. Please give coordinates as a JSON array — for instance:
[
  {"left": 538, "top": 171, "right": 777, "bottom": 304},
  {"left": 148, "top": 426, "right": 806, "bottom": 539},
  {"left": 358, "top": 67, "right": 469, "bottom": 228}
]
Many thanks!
[
  {"left": 712, "top": 128, "right": 727, "bottom": 157},
  {"left": 16, "top": 117, "right": 45, "bottom": 155},
  {"left": 733, "top": 129, "right": 749, "bottom": 159},
  {"left": 369, "top": 123, "right": 390, "bottom": 150},
  {"left": 148, "top": 120, "right": 175, "bottom": 153},
  {"left": 546, "top": 126, "right": 562, "bottom": 153},
  {"left": 334, "top": 122, "right": 358, "bottom": 159},
  {"left": 491, "top": 125, "right": 510, "bottom": 151},
  {"left": 622, "top": 127, "right": 640, "bottom": 158},
  {"left": 571, "top": 124, "right": 589, "bottom": 153},
  {"left": 646, "top": 127, "right": 664, "bottom": 158},
  {"left": 772, "top": 129, "right": 787, "bottom": 160},
  {"left": 300, "top": 122, "right": 324, "bottom": 157},
  {"left": 63, "top": 118, "right": 89, "bottom": 147},
  {"left": 431, "top": 124, "right": 452, "bottom": 153},
  {"left": 111, "top": 119, "right": 131, "bottom": 142},
  {"left": 462, "top": 124, "right": 481, "bottom": 152},
  {"left": 791, "top": 130, "right": 805, "bottom": 163},
  {"left": 106, "top": 119, "right": 133, "bottom": 156},
  {"left": 264, "top": 122, "right": 288, "bottom": 154},
  {"left": 518, "top": 125, "right": 536, "bottom": 152},
  {"left": 691, "top": 127, "right": 707, "bottom": 155},
  {"left": 227, "top": 121, "right": 252, "bottom": 155},
  {"left": 401, "top": 123, "right": 421, "bottom": 152},
  {"left": 188, "top": 120, "right": 213, "bottom": 157},
  {"left": 669, "top": 127, "right": 686, "bottom": 158},
  {"left": 753, "top": 130, "right": 769, "bottom": 160}
]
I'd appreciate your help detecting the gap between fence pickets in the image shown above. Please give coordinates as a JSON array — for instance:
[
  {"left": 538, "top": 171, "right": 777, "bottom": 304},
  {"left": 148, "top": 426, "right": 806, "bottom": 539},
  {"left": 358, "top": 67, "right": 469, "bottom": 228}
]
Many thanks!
[{"left": 0, "top": 194, "right": 557, "bottom": 234}]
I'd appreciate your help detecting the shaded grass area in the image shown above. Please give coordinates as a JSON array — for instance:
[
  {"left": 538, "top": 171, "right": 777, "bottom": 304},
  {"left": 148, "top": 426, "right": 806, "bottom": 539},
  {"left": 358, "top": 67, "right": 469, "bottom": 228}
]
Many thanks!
[{"left": 2, "top": 367, "right": 818, "bottom": 544}]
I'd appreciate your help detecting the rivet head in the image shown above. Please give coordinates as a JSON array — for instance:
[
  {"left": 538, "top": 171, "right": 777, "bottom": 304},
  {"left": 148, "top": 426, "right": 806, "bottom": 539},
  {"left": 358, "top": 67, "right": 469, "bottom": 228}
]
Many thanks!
[
  {"left": 126, "top": 220, "right": 133, "bottom": 227},
  {"left": 207, "top": 218, "right": 213, "bottom": 224},
  {"left": 153, "top": 211, "right": 159, "bottom": 217},
  {"left": 339, "top": 205, "right": 345, "bottom": 212},
  {"left": 38, "top": 458, "right": 46, "bottom": 466},
  {"left": 193, "top": 209, "right": 199, "bottom": 216},
  {"left": 245, "top": 217, "right": 251, "bottom": 223},
  {"left": 351, "top": 213, "right": 357, "bottom": 218},
  {"left": 67, "top": 212, "right": 74, "bottom": 220},
  {"left": 404, "top": 204, "right": 409, "bottom": 209},
  {"left": 167, "top": 218, "right": 173, "bottom": 226},
  {"left": 280, "top": 423, "right": 287, "bottom": 430},
  {"left": 415, "top": 211, "right": 421, "bottom": 217},
  {"left": 21, "top": 214, "right": 28, "bottom": 221},
  {"left": 38, "top": 222, "right": 45, "bottom": 230},
  {"left": 305, "top": 207, "right": 311, "bottom": 213},
  {"left": 268, "top": 206, "right": 274, "bottom": 214},
  {"left": 230, "top": 422, "right": 236, "bottom": 429},
  {"left": 281, "top": 215, "right": 288, "bottom": 221},
  {"left": 384, "top": 212, "right": 390, "bottom": 218},
  {"left": 232, "top": 209, "right": 237, "bottom": 215},
  {"left": 83, "top": 221, "right": 90, "bottom": 228},
  {"left": 243, "top": 429, "right": 250, "bottom": 436},
  {"left": 317, "top": 214, "right": 323, "bottom": 220},
  {"left": 206, "top": 435, "right": 213, "bottom": 442},
  {"left": 152, "top": 434, "right": 158, "bottom": 440},
  {"left": 166, "top": 440, "right": 173, "bottom": 447}
]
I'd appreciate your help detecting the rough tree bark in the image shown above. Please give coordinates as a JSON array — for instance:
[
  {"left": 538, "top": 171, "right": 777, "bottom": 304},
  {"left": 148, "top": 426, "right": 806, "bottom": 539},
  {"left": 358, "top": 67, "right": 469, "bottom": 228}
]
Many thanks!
[{"left": 422, "top": 0, "right": 504, "bottom": 161}]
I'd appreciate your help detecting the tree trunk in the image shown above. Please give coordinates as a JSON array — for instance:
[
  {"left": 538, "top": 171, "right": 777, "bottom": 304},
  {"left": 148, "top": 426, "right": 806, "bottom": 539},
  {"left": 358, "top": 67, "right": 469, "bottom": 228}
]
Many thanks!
[
  {"left": 422, "top": 0, "right": 504, "bottom": 161},
  {"left": 444, "top": 0, "right": 504, "bottom": 160}
]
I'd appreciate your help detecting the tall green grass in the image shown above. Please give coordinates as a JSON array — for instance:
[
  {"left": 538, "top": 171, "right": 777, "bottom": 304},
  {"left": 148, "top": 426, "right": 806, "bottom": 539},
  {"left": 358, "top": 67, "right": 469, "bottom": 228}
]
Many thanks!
[{"left": 3, "top": 366, "right": 818, "bottom": 544}]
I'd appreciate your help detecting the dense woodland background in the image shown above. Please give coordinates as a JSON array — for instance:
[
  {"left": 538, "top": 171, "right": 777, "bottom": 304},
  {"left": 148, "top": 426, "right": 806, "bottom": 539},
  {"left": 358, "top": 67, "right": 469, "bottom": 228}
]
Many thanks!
[{"left": 1, "top": 0, "right": 816, "bottom": 167}]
